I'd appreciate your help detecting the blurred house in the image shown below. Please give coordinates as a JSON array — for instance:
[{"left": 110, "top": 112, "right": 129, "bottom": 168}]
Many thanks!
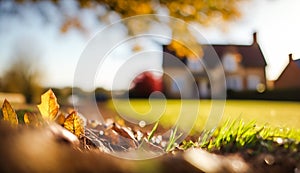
[
  {"left": 163, "top": 33, "right": 267, "bottom": 99},
  {"left": 273, "top": 54, "right": 300, "bottom": 89},
  {"left": 0, "top": 92, "right": 26, "bottom": 104}
]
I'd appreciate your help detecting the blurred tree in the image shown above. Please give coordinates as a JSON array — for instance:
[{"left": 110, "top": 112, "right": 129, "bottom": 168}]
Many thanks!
[
  {"left": 94, "top": 0, "right": 242, "bottom": 58},
  {"left": 9, "top": 0, "right": 243, "bottom": 58},
  {"left": 94, "top": 87, "right": 110, "bottom": 102},
  {"left": 1, "top": 49, "right": 43, "bottom": 103}
]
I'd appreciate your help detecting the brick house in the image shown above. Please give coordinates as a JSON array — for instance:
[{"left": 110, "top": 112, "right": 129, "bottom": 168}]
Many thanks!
[
  {"left": 273, "top": 54, "right": 300, "bottom": 89},
  {"left": 163, "top": 33, "right": 267, "bottom": 99}
]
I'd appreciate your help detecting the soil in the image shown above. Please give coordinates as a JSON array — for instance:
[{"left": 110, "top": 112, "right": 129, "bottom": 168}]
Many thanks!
[{"left": 0, "top": 119, "right": 299, "bottom": 173}]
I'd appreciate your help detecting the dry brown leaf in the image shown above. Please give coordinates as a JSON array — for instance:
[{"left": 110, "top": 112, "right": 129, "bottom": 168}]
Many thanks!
[
  {"left": 2, "top": 99, "right": 18, "bottom": 126},
  {"left": 111, "top": 123, "right": 136, "bottom": 141},
  {"left": 37, "top": 89, "right": 59, "bottom": 121},
  {"left": 63, "top": 111, "right": 84, "bottom": 138}
]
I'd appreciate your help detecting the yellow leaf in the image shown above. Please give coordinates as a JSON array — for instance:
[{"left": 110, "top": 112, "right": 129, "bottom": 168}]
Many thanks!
[
  {"left": 2, "top": 99, "right": 18, "bottom": 126},
  {"left": 23, "top": 113, "right": 30, "bottom": 124},
  {"left": 24, "top": 112, "right": 41, "bottom": 127},
  {"left": 37, "top": 89, "right": 59, "bottom": 121},
  {"left": 55, "top": 113, "right": 66, "bottom": 126},
  {"left": 63, "top": 111, "right": 84, "bottom": 138}
]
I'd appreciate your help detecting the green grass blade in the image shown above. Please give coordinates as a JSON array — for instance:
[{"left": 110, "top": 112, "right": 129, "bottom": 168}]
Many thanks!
[{"left": 147, "top": 121, "right": 159, "bottom": 141}]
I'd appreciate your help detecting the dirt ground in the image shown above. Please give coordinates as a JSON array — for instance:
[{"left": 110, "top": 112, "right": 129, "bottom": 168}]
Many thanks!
[
  {"left": 0, "top": 102, "right": 299, "bottom": 173},
  {"left": 0, "top": 119, "right": 299, "bottom": 173}
]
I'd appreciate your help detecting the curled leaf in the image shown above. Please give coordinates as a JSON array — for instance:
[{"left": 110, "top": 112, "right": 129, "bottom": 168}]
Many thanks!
[
  {"left": 63, "top": 111, "right": 84, "bottom": 138},
  {"left": 111, "top": 123, "right": 136, "bottom": 141},
  {"left": 37, "top": 89, "right": 59, "bottom": 121},
  {"left": 24, "top": 112, "right": 41, "bottom": 127},
  {"left": 2, "top": 99, "right": 18, "bottom": 126},
  {"left": 16, "top": 109, "right": 34, "bottom": 124}
]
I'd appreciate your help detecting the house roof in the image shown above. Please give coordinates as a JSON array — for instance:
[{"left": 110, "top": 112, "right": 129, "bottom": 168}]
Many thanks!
[
  {"left": 274, "top": 57, "right": 300, "bottom": 88},
  {"left": 209, "top": 43, "right": 267, "bottom": 67},
  {"left": 163, "top": 41, "right": 267, "bottom": 68},
  {"left": 278, "top": 57, "right": 300, "bottom": 78}
]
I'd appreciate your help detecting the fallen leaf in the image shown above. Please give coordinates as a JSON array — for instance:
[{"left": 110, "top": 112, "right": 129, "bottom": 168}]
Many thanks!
[
  {"left": 24, "top": 112, "right": 41, "bottom": 127},
  {"left": 92, "top": 127, "right": 138, "bottom": 152},
  {"left": 16, "top": 109, "right": 39, "bottom": 124},
  {"left": 48, "top": 123, "right": 80, "bottom": 147},
  {"left": 110, "top": 123, "right": 136, "bottom": 141},
  {"left": 1, "top": 99, "right": 18, "bottom": 126},
  {"left": 85, "top": 128, "right": 112, "bottom": 153},
  {"left": 55, "top": 113, "right": 65, "bottom": 126},
  {"left": 16, "top": 110, "right": 29, "bottom": 124},
  {"left": 63, "top": 111, "right": 84, "bottom": 138},
  {"left": 37, "top": 89, "right": 59, "bottom": 121}
]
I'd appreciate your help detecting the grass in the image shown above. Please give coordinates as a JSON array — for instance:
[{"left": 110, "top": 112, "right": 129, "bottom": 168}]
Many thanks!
[
  {"left": 108, "top": 99, "right": 300, "bottom": 134},
  {"left": 147, "top": 121, "right": 159, "bottom": 141},
  {"left": 165, "top": 126, "right": 182, "bottom": 152},
  {"left": 194, "top": 119, "right": 300, "bottom": 153},
  {"left": 108, "top": 99, "right": 300, "bottom": 153},
  {"left": 142, "top": 116, "right": 300, "bottom": 153}
]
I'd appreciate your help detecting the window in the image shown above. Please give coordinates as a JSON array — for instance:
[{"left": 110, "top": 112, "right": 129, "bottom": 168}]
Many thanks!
[
  {"left": 227, "top": 76, "right": 242, "bottom": 91},
  {"left": 187, "top": 59, "right": 203, "bottom": 72},
  {"left": 171, "top": 76, "right": 185, "bottom": 93},
  {"left": 222, "top": 53, "right": 237, "bottom": 72},
  {"left": 247, "top": 75, "right": 260, "bottom": 90}
]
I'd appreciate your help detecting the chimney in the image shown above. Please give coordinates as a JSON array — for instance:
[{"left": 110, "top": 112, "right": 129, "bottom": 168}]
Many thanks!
[
  {"left": 252, "top": 32, "right": 257, "bottom": 44},
  {"left": 289, "top": 53, "right": 293, "bottom": 62}
]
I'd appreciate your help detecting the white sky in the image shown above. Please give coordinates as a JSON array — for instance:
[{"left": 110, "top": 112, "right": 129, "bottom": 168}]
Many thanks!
[{"left": 0, "top": 0, "right": 299, "bottom": 90}]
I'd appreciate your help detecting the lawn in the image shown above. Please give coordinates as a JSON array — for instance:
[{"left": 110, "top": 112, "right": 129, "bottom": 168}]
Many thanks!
[
  {"left": 2, "top": 91, "right": 300, "bottom": 172},
  {"left": 107, "top": 99, "right": 300, "bottom": 133}
]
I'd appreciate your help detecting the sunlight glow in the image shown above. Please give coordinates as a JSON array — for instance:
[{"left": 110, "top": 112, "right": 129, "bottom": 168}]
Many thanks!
[{"left": 0, "top": 0, "right": 299, "bottom": 89}]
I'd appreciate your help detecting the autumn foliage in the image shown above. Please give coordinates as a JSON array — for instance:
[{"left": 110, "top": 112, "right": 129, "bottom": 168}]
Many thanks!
[
  {"left": 1, "top": 89, "right": 84, "bottom": 138},
  {"left": 10, "top": 0, "right": 242, "bottom": 59},
  {"left": 2, "top": 100, "right": 18, "bottom": 126}
]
